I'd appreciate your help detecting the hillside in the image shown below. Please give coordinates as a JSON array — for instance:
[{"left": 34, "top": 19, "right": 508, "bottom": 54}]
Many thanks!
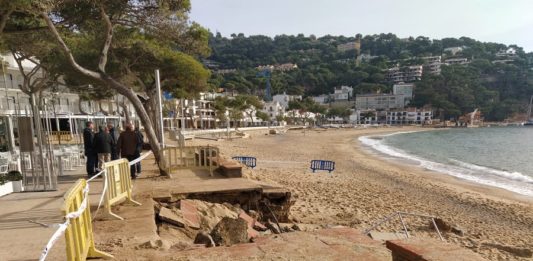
[{"left": 206, "top": 33, "right": 533, "bottom": 121}]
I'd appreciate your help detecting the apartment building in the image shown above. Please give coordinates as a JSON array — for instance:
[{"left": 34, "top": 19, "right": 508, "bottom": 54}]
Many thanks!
[
  {"left": 445, "top": 58, "right": 469, "bottom": 65},
  {"left": 386, "top": 108, "right": 433, "bottom": 125},
  {"left": 355, "top": 93, "right": 405, "bottom": 110},
  {"left": 385, "top": 65, "right": 423, "bottom": 83}
]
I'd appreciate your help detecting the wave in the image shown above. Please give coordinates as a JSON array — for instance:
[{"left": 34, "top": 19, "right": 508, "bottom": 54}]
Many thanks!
[
  {"left": 358, "top": 133, "right": 533, "bottom": 197},
  {"left": 448, "top": 159, "right": 533, "bottom": 184}
]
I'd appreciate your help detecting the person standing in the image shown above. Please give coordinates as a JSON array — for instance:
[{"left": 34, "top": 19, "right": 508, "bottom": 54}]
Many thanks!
[
  {"left": 83, "top": 121, "right": 98, "bottom": 177},
  {"left": 93, "top": 125, "right": 113, "bottom": 171},
  {"left": 134, "top": 126, "right": 144, "bottom": 175},
  {"left": 107, "top": 123, "right": 119, "bottom": 160},
  {"left": 118, "top": 123, "right": 139, "bottom": 179}
]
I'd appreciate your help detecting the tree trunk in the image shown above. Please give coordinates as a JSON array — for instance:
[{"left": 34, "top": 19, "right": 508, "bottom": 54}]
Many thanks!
[{"left": 103, "top": 77, "right": 166, "bottom": 175}]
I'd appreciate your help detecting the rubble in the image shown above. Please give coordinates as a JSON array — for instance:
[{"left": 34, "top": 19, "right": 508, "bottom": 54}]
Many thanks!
[
  {"left": 158, "top": 207, "right": 187, "bottom": 228},
  {"left": 210, "top": 217, "right": 249, "bottom": 246},
  {"left": 265, "top": 220, "right": 281, "bottom": 234},
  {"left": 155, "top": 199, "right": 305, "bottom": 248},
  {"left": 193, "top": 231, "right": 215, "bottom": 247}
]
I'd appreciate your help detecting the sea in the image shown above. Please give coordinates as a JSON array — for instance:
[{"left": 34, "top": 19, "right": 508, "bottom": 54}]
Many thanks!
[{"left": 359, "top": 127, "right": 533, "bottom": 197}]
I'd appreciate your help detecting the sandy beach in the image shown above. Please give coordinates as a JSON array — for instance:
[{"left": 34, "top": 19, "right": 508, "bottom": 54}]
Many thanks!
[{"left": 189, "top": 127, "right": 533, "bottom": 260}]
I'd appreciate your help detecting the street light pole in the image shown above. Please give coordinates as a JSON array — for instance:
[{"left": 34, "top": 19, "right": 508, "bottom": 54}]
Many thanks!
[{"left": 2, "top": 59, "right": 9, "bottom": 110}]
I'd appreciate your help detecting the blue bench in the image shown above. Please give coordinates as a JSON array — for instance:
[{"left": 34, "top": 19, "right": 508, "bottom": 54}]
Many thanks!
[
  {"left": 232, "top": 156, "right": 257, "bottom": 169},
  {"left": 310, "top": 160, "right": 335, "bottom": 173}
]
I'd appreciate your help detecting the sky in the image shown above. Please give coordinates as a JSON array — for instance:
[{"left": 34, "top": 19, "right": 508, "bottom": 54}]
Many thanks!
[{"left": 190, "top": 0, "right": 533, "bottom": 52}]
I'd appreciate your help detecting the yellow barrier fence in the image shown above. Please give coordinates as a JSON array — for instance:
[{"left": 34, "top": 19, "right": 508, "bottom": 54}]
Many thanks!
[
  {"left": 49, "top": 131, "right": 73, "bottom": 143},
  {"left": 160, "top": 145, "right": 220, "bottom": 176},
  {"left": 62, "top": 179, "right": 113, "bottom": 261},
  {"left": 103, "top": 158, "right": 141, "bottom": 220}
]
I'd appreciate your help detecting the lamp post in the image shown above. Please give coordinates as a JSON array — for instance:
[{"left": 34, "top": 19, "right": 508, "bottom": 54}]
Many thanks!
[{"left": 1, "top": 59, "right": 9, "bottom": 110}]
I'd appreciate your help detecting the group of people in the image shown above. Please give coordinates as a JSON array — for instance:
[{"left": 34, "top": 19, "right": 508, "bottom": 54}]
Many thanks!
[{"left": 83, "top": 121, "right": 144, "bottom": 179}]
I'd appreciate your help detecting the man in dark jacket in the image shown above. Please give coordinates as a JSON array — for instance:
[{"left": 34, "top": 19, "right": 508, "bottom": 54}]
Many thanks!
[
  {"left": 134, "top": 126, "right": 144, "bottom": 175},
  {"left": 107, "top": 123, "right": 119, "bottom": 160},
  {"left": 83, "top": 121, "right": 98, "bottom": 177},
  {"left": 93, "top": 125, "right": 113, "bottom": 171},
  {"left": 118, "top": 123, "right": 139, "bottom": 179}
]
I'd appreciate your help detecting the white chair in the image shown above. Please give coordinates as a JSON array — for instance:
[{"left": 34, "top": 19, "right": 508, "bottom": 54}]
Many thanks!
[{"left": 0, "top": 160, "right": 8, "bottom": 174}]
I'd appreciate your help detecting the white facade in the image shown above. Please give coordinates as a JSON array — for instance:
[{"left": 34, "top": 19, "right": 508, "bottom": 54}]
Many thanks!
[
  {"left": 385, "top": 65, "right": 423, "bottom": 83},
  {"left": 393, "top": 83, "right": 414, "bottom": 106},
  {"left": 355, "top": 93, "right": 405, "bottom": 110},
  {"left": 386, "top": 108, "right": 433, "bottom": 125},
  {"left": 444, "top": 46, "right": 464, "bottom": 55},
  {"left": 337, "top": 42, "right": 357, "bottom": 52},
  {"left": 261, "top": 101, "right": 285, "bottom": 121},
  {"left": 445, "top": 58, "right": 469, "bottom": 65},
  {"left": 332, "top": 86, "right": 353, "bottom": 101},
  {"left": 272, "top": 93, "right": 302, "bottom": 108}
]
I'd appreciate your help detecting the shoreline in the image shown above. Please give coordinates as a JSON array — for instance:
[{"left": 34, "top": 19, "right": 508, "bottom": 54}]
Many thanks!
[
  {"left": 355, "top": 129, "right": 533, "bottom": 204},
  {"left": 189, "top": 126, "right": 533, "bottom": 260}
]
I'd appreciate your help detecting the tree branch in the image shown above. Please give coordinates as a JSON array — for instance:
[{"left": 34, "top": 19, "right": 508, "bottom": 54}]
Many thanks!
[
  {"left": 98, "top": 6, "right": 113, "bottom": 72},
  {"left": 0, "top": 7, "right": 14, "bottom": 34},
  {"left": 41, "top": 12, "right": 101, "bottom": 80}
]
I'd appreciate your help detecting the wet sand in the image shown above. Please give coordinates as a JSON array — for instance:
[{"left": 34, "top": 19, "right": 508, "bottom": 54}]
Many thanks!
[{"left": 190, "top": 127, "right": 533, "bottom": 260}]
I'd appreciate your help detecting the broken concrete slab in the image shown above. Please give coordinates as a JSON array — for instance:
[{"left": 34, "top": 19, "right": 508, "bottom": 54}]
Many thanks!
[
  {"left": 387, "top": 238, "right": 487, "bottom": 261},
  {"left": 210, "top": 217, "right": 249, "bottom": 246},
  {"left": 180, "top": 200, "right": 201, "bottom": 229},
  {"left": 368, "top": 231, "right": 405, "bottom": 241},
  {"left": 159, "top": 207, "right": 187, "bottom": 228},
  {"left": 239, "top": 211, "right": 267, "bottom": 231}
]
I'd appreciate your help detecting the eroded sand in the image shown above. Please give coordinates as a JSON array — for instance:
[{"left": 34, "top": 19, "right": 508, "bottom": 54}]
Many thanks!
[{"left": 189, "top": 127, "right": 533, "bottom": 260}]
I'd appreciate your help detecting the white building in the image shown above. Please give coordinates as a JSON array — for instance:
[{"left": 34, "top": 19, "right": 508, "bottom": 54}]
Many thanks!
[
  {"left": 355, "top": 93, "right": 405, "bottom": 110},
  {"left": 422, "top": 56, "right": 442, "bottom": 75},
  {"left": 386, "top": 108, "right": 433, "bottom": 125},
  {"left": 332, "top": 86, "right": 353, "bottom": 101},
  {"left": 261, "top": 101, "right": 285, "bottom": 122},
  {"left": 385, "top": 65, "right": 423, "bottom": 83},
  {"left": 163, "top": 96, "right": 216, "bottom": 129},
  {"left": 444, "top": 47, "right": 464, "bottom": 56},
  {"left": 337, "top": 42, "right": 357, "bottom": 52},
  {"left": 393, "top": 83, "right": 414, "bottom": 106},
  {"left": 445, "top": 58, "right": 469, "bottom": 65},
  {"left": 272, "top": 93, "right": 302, "bottom": 108}
]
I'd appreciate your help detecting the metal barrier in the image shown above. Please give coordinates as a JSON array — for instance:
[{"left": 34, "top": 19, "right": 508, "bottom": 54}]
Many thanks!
[
  {"left": 49, "top": 131, "right": 73, "bottom": 142},
  {"left": 232, "top": 156, "right": 257, "bottom": 169},
  {"left": 102, "top": 159, "right": 141, "bottom": 220},
  {"left": 62, "top": 179, "right": 113, "bottom": 261},
  {"left": 160, "top": 145, "right": 220, "bottom": 176},
  {"left": 310, "top": 160, "right": 335, "bottom": 173}
]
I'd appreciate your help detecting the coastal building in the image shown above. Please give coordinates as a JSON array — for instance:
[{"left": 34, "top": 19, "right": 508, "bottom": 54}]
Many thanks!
[
  {"left": 443, "top": 46, "right": 464, "bottom": 56},
  {"left": 272, "top": 93, "right": 302, "bottom": 108},
  {"left": 386, "top": 108, "right": 433, "bottom": 125},
  {"left": 0, "top": 53, "right": 131, "bottom": 153},
  {"left": 445, "top": 58, "right": 469, "bottom": 65},
  {"left": 261, "top": 101, "right": 285, "bottom": 122},
  {"left": 337, "top": 42, "right": 357, "bottom": 52},
  {"left": 422, "top": 56, "right": 442, "bottom": 75},
  {"left": 385, "top": 65, "right": 423, "bottom": 83},
  {"left": 393, "top": 83, "right": 414, "bottom": 106},
  {"left": 331, "top": 86, "right": 354, "bottom": 101},
  {"left": 355, "top": 93, "right": 405, "bottom": 110},
  {"left": 256, "top": 63, "right": 298, "bottom": 72},
  {"left": 163, "top": 97, "right": 217, "bottom": 129},
  {"left": 214, "top": 69, "right": 237, "bottom": 75}
]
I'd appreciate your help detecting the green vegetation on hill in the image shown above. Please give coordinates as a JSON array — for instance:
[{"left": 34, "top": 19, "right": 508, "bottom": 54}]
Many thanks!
[{"left": 207, "top": 33, "right": 533, "bottom": 121}]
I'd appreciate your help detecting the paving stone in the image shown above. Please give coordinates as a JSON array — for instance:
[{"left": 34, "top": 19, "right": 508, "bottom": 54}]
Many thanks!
[{"left": 180, "top": 200, "right": 200, "bottom": 229}]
